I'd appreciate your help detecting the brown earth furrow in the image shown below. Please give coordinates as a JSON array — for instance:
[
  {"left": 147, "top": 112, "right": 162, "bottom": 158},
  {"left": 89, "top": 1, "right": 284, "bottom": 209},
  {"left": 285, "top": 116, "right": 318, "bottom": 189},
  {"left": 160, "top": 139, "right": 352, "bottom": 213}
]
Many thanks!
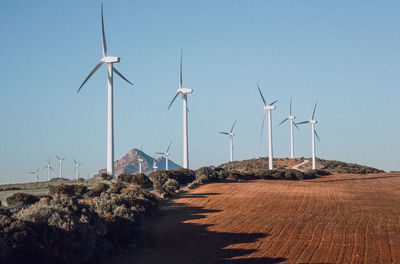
[{"left": 118, "top": 173, "right": 400, "bottom": 264}]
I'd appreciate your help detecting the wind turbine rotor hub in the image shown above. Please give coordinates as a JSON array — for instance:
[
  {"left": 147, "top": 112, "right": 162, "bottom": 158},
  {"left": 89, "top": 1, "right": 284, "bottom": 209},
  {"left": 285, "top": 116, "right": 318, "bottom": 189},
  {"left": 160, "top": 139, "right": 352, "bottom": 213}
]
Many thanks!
[
  {"left": 266, "top": 105, "right": 276, "bottom": 110},
  {"left": 178, "top": 88, "right": 193, "bottom": 94},
  {"left": 289, "top": 115, "right": 295, "bottom": 119},
  {"left": 101, "top": 56, "right": 120, "bottom": 63},
  {"left": 310, "top": 120, "right": 317, "bottom": 124}
]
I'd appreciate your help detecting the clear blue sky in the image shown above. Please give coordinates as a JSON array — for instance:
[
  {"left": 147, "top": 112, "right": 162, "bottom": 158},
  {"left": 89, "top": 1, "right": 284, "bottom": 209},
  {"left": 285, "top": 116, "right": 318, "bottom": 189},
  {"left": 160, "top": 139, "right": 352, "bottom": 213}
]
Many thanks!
[{"left": 1, "top": 0, "right": 399, "bottom": 184}]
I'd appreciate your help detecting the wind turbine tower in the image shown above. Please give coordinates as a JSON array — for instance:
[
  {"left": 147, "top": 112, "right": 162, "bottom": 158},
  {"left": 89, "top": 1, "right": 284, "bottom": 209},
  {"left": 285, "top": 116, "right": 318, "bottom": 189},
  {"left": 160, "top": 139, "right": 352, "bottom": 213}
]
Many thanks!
[
  {"left": 77, "top": 3, "right": 133, "bottom": 178},
  {"left": 152, "top": 154, "right": 158, "bottom": 172},
  {"left": 168, "top": 51, "right": 192, "bottom": 169},
  {"left": 43, "top": 158, "right": 54, "bottom": 181},
  {"left": 73, "top": 159, "right": 82, "bottom": 180},
  {"left": 258, "top": 83, "right": 277, "bottom": 170},
  {"left": 297, "top": 100, "right": 320, "bottom": 169},
  {"left": 29, "top": 167, "right": 40, "bottom": 182},
  {"left": 278, "top": 97, "right": 299, "bottom": 159},
  {"left": 157, "top": 142, "right": 172, "bottom": 170},
  {"left": 218, "top": 120, "right": 236, "bottom": 162},
  {"left": 138, "top": 146, "right": 144, "bottom": 174},
  {"left": 56, "top": 155, "right": 66, "bottom": 179}
]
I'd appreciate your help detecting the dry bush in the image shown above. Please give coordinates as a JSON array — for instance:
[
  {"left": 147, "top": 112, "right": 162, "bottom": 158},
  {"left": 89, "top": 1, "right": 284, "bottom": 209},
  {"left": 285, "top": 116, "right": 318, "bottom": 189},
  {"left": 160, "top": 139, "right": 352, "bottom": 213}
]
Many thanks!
[
  {"left": 88, "top": 183, "right": 109, "bottom": 197},
  {"left": 49, "top": 184, "right": 88, "bottom": 197},
  {"left": 6, "top": 193, "right": 39, "bottom": 207},
  {"left": 118, "top": 173, "right": 152, "bottom": 188}
]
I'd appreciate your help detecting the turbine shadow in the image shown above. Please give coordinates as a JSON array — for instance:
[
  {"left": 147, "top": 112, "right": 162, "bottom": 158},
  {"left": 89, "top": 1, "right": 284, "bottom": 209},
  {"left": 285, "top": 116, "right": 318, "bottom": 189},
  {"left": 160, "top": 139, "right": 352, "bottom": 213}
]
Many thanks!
[{"left": 117, "top": 191, "right": 286, "bottom": 264}]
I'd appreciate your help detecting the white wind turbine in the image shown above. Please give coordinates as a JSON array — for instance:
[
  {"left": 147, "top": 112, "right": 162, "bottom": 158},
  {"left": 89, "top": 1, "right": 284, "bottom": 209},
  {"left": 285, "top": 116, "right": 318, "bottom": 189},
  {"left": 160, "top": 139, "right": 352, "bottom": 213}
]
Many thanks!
[
  {"left": 43, "top": 158, "right": 54, "bottom": 181},
  {"left": 278, "top": 97, "right": 299, "bottom": 159},
  {"left": 297, "top": 100, "right": 320, "bottom": 170},
  {"left": 73, "top": 159, "right": 82, "bottom": 180},
  {"left": 56, "top": 155, "right": 66, "bottom": 179},
  {"left": 137, "top": 146, "right": 144, "bottom": 174},
  {"left": 77, "top": 3, "right": 133, "bottom": 179},
  {"left": 152, "top": 154, "right": 158, "bottom": 172},
  {"left": 29, "top": 167, "right": 40, "bottom": 182},
  {"left": 258, "top": 83, "right": 278, "bottom": 170},
  {"left": 218, "top": 120, "right": 236, "bottom": 162},
  {"left": 157, "top": 142, "right": 172, "bottom": 170},
  {"left": 168, "top": 51, "right": 193, "bottom": 169}
]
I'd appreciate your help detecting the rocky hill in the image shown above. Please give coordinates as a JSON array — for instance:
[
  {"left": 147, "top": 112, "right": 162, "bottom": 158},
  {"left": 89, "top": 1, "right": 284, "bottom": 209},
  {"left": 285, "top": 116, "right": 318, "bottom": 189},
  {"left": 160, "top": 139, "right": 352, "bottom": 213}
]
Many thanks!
[{"left": 97, "top": 148, "right": 181, "bottom": 176}]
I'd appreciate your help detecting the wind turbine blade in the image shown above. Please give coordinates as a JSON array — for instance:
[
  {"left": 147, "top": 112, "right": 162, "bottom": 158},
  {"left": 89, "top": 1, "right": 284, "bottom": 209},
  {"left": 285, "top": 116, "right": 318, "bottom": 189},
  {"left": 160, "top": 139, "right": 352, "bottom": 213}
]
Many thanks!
[
  {"left": 101, "top": 3, "right": 107, "bottom": 57},
  {"left": 314, "top": 130, "right": 320, "bottom": 142},
  {"left": 293, "top": 122, "right": 300, "bottom": 130},
  {"left": 261, "top": 109, "right": 267, "bottom": 138},
  {"left": 270, "top": 99, "right": 278, "bottom": 106},
  {"left": 113, "top": 67, "right": 133, "bottom": 86},
  {"left": 180, "top": 49, "right": 183, "bottom": 89},
  {"left": 156, "top": 152, "right": 164, "bottom": 155},
  {"left": 73, "top": 159, "right": 77, "bottom": 164},
  {"left": 77, "top": 61, "right": 104, "bottom": 93},
  {"left": 218, "top": 132, "right": 229, "bottom": 135},
  {"left": 311, "top": 100, "right": 318, "bottom": 120},
  {"left": 290, "top": 97, "right": 292, "bottom": 115},
  {"left": 257, "top": 83, "right": 266, "bottom": 107},
  {"left": 166, "top": 142, "right": 172, "bottom": 153},
  {"left": 296, "top": 121, "right": 310, "bottom": 125},
  {"left": 168, "top": 92, "right": 180, "bottom": 110},
  {"left": 55, "top": 155, "right": 60, "bottom": 160},
  {"left": 278, "top": 117, "right": 289, "bottom": 126},
  {"left": 43, "top": 166, "right": 47, "bottom": 170},
  {"left": 230, "top": 120, "right": 237, "bottom": 133},
  {"left": 50, "top": 167, "right": 54, "bottom": 171}
]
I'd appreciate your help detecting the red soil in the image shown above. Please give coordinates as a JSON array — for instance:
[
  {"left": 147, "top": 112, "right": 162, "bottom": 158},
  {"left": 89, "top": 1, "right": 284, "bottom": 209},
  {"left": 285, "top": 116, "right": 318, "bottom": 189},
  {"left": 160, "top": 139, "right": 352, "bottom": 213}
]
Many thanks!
[{"left": 119, "top": 173, "right": 400, "bottom": 264}]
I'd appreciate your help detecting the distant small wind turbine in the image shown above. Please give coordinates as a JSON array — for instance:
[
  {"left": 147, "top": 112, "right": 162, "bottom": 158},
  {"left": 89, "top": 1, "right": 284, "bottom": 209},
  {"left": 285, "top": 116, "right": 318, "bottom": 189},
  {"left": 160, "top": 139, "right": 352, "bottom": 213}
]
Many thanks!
[
  {"left": 56, "top": 155, "right": 66, "bottom": 179},
  {"left": 29, "top": 167, "right": 40, "bottom": 182},
  {"left": 43, "top": 158, "right": 54, "bottom": 181},
  {"left": 297, "top": 100, "right": 320, "bottom": 170},
  {"left": 258, "top": 83, "right": 278, "bottom": 170},
  {"left": 73, "top": 159, "right": 82, "bottom": 180},
  {"left": 278, "top": 97, "right": 299, "bottom": 159},
  {"left": 152, "top": 154, "right": 158, "bottom": 172},
  {"left": 77, "top": 3, "right": 133, "bottom": 179},
  {"left": 137, "top": 146, "right": 144, "bottom": 174},
  {"left": 168, "top": 50, "right": 193, "bottom": 169},
  {"left": 157, "top": 142, "right": 172, "bottom": 170},
  {"left": 218, "top": 120, "right": 236, "bottom": 162}
]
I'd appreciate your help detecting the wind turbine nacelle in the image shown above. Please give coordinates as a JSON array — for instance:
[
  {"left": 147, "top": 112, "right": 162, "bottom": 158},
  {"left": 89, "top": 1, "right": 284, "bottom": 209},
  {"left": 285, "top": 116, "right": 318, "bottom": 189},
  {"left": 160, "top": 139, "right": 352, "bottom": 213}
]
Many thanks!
[
  {"left": 289, "top": 115, "right": 295, "bottom": 119},
  {"left": 102, "top": 56, "right": 120, "bottom": 63},
  {"left": 266, "top": 105, "right": 276, "bottom": 110},
  {"left": 179, "top": 88, "right": 193, "bottom": 94},
  {"left": 310, "top": 120, "right": 317, "bottom": 124}
]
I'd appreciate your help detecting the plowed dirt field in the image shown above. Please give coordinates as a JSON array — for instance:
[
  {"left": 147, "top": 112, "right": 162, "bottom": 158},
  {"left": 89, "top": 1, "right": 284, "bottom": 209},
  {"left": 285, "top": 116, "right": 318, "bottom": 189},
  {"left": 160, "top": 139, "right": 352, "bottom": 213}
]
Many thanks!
[{"left": 119, "top": 173, "right": 400, "bottom": 264}]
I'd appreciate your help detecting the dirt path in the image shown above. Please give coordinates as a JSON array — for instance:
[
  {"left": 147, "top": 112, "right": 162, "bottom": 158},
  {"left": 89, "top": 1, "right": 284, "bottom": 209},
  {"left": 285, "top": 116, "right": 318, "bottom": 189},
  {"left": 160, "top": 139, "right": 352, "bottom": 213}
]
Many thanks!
[
  {"left": 118, "top": 173, "right": 400, "bottom": 264},
  {"left": 291, "top": 159, "right": 309, "bottom": 171}
]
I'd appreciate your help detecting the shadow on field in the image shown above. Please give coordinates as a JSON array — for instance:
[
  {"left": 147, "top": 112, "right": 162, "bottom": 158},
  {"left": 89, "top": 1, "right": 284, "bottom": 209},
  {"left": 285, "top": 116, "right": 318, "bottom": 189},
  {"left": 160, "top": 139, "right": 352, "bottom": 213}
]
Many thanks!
[
  {"left": 312, "top": 175, "right": 400, "bottom": 183},
  {"left": 119, "top": 191, "right": 286, "bottom": 264}
]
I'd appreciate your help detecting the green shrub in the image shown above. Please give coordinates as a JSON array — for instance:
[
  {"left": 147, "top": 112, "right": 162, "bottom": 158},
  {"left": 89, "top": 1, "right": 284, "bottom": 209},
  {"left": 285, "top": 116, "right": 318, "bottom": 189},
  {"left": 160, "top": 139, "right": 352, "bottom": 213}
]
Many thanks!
[
  {"left": 6, "top": 193, "right": 39, "bottom": 207},
  {"left": 100, "top": 172, "right": 113, "bottom": 181},
  {"left": 49, "top": 184, "right": 88, "bottom": 197}
]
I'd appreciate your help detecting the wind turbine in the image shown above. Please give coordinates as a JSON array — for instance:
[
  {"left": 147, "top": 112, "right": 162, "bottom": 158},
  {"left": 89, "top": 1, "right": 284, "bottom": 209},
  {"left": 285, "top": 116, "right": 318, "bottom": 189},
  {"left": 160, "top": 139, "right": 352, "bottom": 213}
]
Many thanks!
[
  {"left": 29, "top": 167, "right": 40, "bottom": 182},
  {"left": 157, "top": 142, "right": 172, "bottom": 170},
  {"left": 56, "top": 155, "right": 66, "bottom": 179},
  {"left": 73, "top": 159, "right": 82, "bottom": 180},
  {"left": 43, "top": 158, "right": 54, "bottom": 181},
  {"left": 218, "top": 120, "right": 236, "bottom": 162},
  {"left": 77, "top": 3, "right": 133, "bottom": 179},
  {"left": 152, "top": 154, "right": 158, "bottom": 172},
  {"left": 278, "top": 97, "right": 299, "bottom": 159},
  {"left": 297, "top": 100, "right": 320, "bottom": 170},
  {"left": 258, "top": 83, "right": 277, "bottom": 170},
  {"left": 168, "top": 51, "right": 193, "bottom": 169},
  {"left": 137, "top": 146, "right": 144, "bottom": 174}
]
